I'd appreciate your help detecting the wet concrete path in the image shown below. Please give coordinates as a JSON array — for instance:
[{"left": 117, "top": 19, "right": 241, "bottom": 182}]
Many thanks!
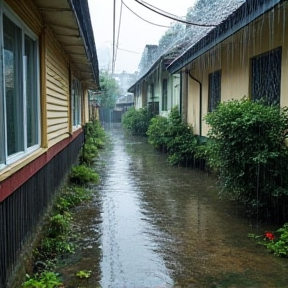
[{"left": 63, "top": 125, "right": 288, "bottom": 288}]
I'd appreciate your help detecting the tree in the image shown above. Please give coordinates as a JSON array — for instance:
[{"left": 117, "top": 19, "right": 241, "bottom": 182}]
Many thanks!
[{"left": 97, "top": 71, "right": 119, "bottom": 109}]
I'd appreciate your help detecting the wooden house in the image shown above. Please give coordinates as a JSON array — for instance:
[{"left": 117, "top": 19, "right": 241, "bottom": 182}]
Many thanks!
[{"left": 0, "top": 0, "right": 99, "bottom": 286}]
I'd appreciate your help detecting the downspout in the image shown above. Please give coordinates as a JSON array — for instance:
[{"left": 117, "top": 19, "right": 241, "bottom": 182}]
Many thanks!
[
  {"left": 179, "top": 72, "right": 182, "bottom": 115},
  {"left": 188, "top": 70, "right": 202, "bottom": 137}
]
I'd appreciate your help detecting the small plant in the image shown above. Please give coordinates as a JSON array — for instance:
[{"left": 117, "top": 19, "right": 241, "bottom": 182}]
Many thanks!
[
  {"left": 69, "top": 165, "right": 99, "bottom": 185},
  {"left": 265, "top": 224, "right": 288, "bottom": 257},
  {"left": 22, "top": 271, "right": 62, "bottom": 288},
  {"left": 55, "top": 186, "right": 92, "bottom": 212},
  {"left": 248, "top": 223, "right": 288, "bottom": 257},
  {"left": 48, "top": 213, "right": 71, "bottom": 238},
  {"left": 76, "top": 270, "right": 92, "bottom": 279}
]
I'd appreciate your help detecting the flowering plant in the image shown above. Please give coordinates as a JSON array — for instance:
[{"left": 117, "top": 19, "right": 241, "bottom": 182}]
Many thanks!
[
  {"left": 264, "top": 232, "right": 275, "bottom": 241},
  {"left": 248, "top": 223, "right": 288, "bottom": 257}
]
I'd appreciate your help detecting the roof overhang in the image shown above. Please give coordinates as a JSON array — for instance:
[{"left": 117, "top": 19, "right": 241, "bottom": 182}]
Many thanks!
[
  {"left": 168, "top": 0, "right": 283, "bottom": 74},
  {"left": 33, "top": 0, "right": 99, "bottom": 89}
]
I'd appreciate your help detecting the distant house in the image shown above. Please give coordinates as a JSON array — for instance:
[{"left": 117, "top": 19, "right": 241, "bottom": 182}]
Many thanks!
[
  {"left": 167, "top": 0, "right": 287, "bottom": 137},
  {"left": 0, "top": 0, "right": 99, "bottom": 286},
  {"left": 128, "top": 44, "right": 182, "bottom": 116},
  {"left": 113, "top": 93, "right": 134, "bottom": 122}
]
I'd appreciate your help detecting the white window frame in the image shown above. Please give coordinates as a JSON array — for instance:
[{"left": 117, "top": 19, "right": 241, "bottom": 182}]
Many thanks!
[
  {"left": 72, "top": 77, "right": 82, "bottom": 129},
  {"left": 0, "top": 2, "right": 40, "bottom": 169}
]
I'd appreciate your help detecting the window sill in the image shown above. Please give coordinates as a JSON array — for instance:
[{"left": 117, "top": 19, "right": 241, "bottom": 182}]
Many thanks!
[{"left": 0, "top": 148, "right": 47, "bottom": 182}]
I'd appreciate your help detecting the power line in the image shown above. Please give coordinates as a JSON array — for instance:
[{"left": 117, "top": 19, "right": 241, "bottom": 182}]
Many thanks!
[
  {"left": 112, "top": 0, "right": 116, "bottom": 74},
  {"left": 134, "top": 0, "right": 216, "bottom": 27},
  {"left": 118, "top": 47, "right": 141, "bottom": 54},
  {"left": 141, "top": 0, "right": 186, "bottom": 19},
  {"left": 114, "top": 1, "right": 123, "bottom": 67},
  {"left": 122, "top": 0, "right": 171, "bottom": 28}
]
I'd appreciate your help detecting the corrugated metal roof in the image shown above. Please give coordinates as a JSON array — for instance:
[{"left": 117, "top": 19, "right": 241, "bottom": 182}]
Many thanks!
[{"left": 168, "top": 0, "right": 283, "bottom": 73}]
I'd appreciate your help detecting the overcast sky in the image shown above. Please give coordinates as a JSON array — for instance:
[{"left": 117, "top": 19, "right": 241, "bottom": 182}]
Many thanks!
[{"left": 88, "top": 0, "right": 197, "bottom": 74}]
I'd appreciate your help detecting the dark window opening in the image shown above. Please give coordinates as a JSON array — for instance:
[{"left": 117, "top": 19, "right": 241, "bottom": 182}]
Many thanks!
[
  {"left": 208, "top": 70, "right": 221, "bottom": 112},
  {"left": 251, "top": 47, "right": 282, "bottom": 105}
]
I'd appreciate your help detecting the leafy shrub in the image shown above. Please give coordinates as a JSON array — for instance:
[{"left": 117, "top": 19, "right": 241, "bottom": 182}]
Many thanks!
[
  {"left": 205, "top": 97, "right": 288, "bottom": 221},
  {"left": 249, "top": 223, "right": 288, "bottom": 257},
  {"left": 22, "top": 271, "right": 62, "bottom": 288},
  {"left": 69, "top": 165, "right": 99, "bottom": 185},
  {"left": 84, "top": 120, "right": 106, "bottom": 147},
  {"left": 147, "top": 107, "right": 199, "bottom": 166},
  {"left": 81, "top": 120, "right": 106, "bottom": 165},
  {"left": 265, "top": 223, "right": 288, "bottom": 257},
  {"left": 167, "top": 128, "right": 197, "bottom": 166},
  {"left": 55, "top": 186, "right": 92, "bottom": 212},
  {"left": 121, "top": 107, "right": 153, "bottom": 136},
  {"left": 47, "top": 213, "right": 71, "bottom": 238},
  {"left": 80, "top": 140, "right": 99, "bottom": 165},
  {"left": 147, "top": 116, "right": 170, "bottom": 150}
]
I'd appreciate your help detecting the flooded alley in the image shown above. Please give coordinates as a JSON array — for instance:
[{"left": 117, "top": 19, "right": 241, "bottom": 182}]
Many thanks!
[{"left": 66, "top": 125, "right": 288, "bottom": 288}]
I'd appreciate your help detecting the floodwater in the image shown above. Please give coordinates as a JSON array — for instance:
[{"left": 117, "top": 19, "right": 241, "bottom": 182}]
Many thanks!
[{"left": 61, "top": 125, "right": 288, "bottom": 288}]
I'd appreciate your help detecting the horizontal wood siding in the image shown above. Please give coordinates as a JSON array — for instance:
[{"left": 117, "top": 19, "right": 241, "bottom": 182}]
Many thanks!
[
  {"left": 5, "top": 0, "right": 43, "bottom": 35},
  {"left": 46, "top": 33, "right": 70, "bottom": 146}
]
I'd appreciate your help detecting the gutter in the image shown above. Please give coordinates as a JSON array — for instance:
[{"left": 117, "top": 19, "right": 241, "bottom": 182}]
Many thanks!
[
  {"left": 68, "top": 0, "right": 100, "bottom": 88},
  {"left": 188, "top": 70, "right": 202, "bottom": 136}
]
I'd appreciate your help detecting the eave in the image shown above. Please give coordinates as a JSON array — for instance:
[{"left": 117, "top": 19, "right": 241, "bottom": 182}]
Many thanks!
[{"left": 33, "top": 0, "right": 99, "bottom": 89}]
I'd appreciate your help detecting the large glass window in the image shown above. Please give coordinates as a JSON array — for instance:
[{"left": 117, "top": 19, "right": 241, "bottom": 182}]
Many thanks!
[
  {"left": 251, "top": 47, "right": 281, "bottom": 105},
  {"left": 4, "top": 15, "right": 23, "bottom": 156},
  {"left": 0, "top": 11, "right": 39, "bottom": 168},
  {"left": 72, "top": 78, "right": 82, "bottom": 127},
  {"left": 208, "top": 70, "right": 221, "bottom": 112}
]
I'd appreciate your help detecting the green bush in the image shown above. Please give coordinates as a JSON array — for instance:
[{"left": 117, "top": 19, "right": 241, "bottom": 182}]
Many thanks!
[
  {"left": 22, "top": 271, "right": 62, "bottom": 288},
  {"left": 69, "top": 165, "right": 99, "bottom": 185},
  {"left": 55, "top": 186, "right": 92, "bottom": 212},
  {"left": 205, "top": 97, "right": 288, "bottom": 221},
  {"left": 84, "top": 120, "right": 106, "bottom": 146},
  {"left": 265, "top": 223, "right": 288, "bottom": 257},
  {"left": 80, "top": 120, "right": 106, "bottom": 165},
  {"left": 121, "top": 107, "right": 153, "bottom": 136},
  {"left": 147, "top": 107, "right": 199, "bottom": 166},
  {"left": 147, "top": 116, "right": 170, "bottom": 150}
]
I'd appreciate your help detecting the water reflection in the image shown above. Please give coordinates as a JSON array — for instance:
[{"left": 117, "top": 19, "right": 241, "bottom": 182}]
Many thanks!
[{"left": 97, "top": 125, "right": 287, "bottom": 288}]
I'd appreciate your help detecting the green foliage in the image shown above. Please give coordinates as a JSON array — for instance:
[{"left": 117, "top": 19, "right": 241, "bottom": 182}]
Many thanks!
[
  {"left": 204, "top": 97, "right": 288, "bottom": 221},
  {"left": 249, "top": 223, "right": 288, "bottom": 257},
  {"left": 147, "top": 107, "right": 199, "bottom": 166},
  {"left": 69, "top": 165, "right": 99, "bottom": 185},
  {"left": 265, "top": 224, "right": 288, "bottom": 257},
  {"left": 22, "top": 272, "right": 62, "bottom": 288},
  {"left": 121, "top": 107, "right": 154, "bottom": 136},
  {"left": 39, "top": 212, "right": 74, "bottom": 255},
  {"left": 81, "top": 120, "right": 106, "bottom": 165},
  {"left": 76, "top": 270, "right": 92, "bottom": 279},
  {"left": 55, "top": 186, "right": 92, "bottom": 212},
  {"left": 147, "top": 116, "right": 170, "bottom": 150},
  {"left": 97, "top": 71, "right": 119, "bottom": 109}
]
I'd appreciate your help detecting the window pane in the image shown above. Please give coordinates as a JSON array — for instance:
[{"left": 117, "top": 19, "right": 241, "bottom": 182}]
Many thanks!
[
  {"left": 208, "top": 70, "right": 221, "bottom": 112},
  {"left": 251, "top": 47, "right": 281, "bottom": 105},
  {"left": 25, "top": 35, "right": 38, "bottom": 147},
  {"left": 3, "top": 15, "right": 23, "bottom": 156},
  {"left": 162, "top": 79, "right": 168, "bottom": 111},
  {"left": 72, "top": 79, "right": 81, "bottom": 126}
]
